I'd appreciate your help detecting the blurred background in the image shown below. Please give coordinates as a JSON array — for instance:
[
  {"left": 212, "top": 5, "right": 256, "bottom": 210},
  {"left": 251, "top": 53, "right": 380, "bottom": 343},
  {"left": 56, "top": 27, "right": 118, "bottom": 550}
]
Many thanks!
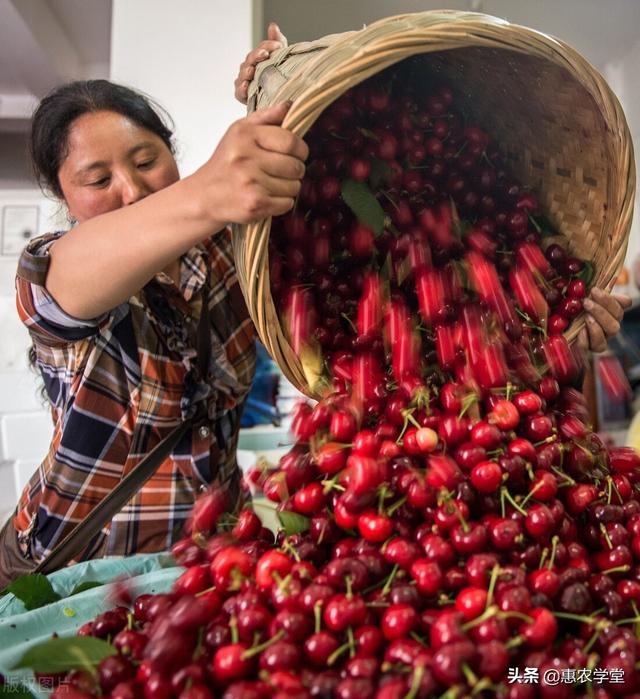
[{"left": 1, "top": 0, "right": 640, "bottom": 521}]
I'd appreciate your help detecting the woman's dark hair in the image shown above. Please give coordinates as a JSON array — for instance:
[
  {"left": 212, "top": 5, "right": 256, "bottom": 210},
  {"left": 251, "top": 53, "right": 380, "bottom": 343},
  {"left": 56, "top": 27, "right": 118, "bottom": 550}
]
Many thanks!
[{"left": 30, "top": 79, "right": 175, "bottom": 198}]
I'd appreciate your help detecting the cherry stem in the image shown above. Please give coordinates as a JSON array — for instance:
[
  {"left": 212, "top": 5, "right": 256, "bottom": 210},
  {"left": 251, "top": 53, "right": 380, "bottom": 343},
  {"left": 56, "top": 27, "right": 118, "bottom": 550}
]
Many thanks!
[
  {"left": 410, "top": 631, "right": 428, "bottom": 647},
  {"left": 553, "top": 611, "right": 600, "bottom": 626},
  {"left": 243, "top": 630, "right": 285, "bottom": 659},
  {"left": 126, "top": 612, "right": 134, "bottom": 631},
  {"left": 501, "top": 487, "right": 527, "bottom": 516},
  {"left": 583, "top": 627, "right": 601, "bottom": 654},
  {"left": 461, "top": 662, "right": 479, "bottom": 687},
  {"left": 327, "top": 640, "right": 351, "bottom": 666},
  {"left": 404, "top": 411, "right": 422, "bottom": 429},
  {"left": 500, "top": 610, "right": 534, "bottom": 624},
  {"left": 610, "top": 477, "right": 624, "bottom": 505},
  {"left": 599, "top": 524, "right": 613, "bottom": 550},
  {"left": 519, "top": 481, "right": 544, "bottom": 508},
  {"left": 471, "top": 678, "right": 496, "bottom": 696},
  {"left": 387, "top": 495, "right": 407, "bottom": 517},
  {"left": 377, "top": 485, "right": 390, "bottom": 514},
  {"left": 550, "top": 466, "right": 575, "bottom": 486},
  {"left": 601, "top": 564, "right": 631, "bottom": 576},
  {"left": 505, "top": 635, "right": 524, "bottom": 651},
  {"left": 396, "top": 413, "right": 412, "bottom": 443},
  {"left": 347, "top": 626, "right": 356, "bottom": 659},
  {"left": 458, "top": 393, "right": 478, "bottom": 420},
  {"left": 486, "top": 564, "right": 501, "bottom": 609},
  {"left": 402, "top": 663, "right": 425, "bottom": 699},
  {"left": 453, "top": 503, "right": 470, "bottom": 534},
  {"left": 547, "top": 535, "right": 560, "bottom": 571},
  {"left": 345, "top": 575, "right": 353, "bottom": 600},
  {"left": 321, "top": 479, "right": 346, "bottom": 494},
  {"left": 539, "top": 547, "right": 549, "bottom": 570},
  {"left": 314, "top": 601, "right": 322, "bottom": 634},
  {"left": 230, "top": 615, "right": 239, "bottom": 645},
  {"left": 462, "top": 604, "right": 499, "bottom": 632},
  {"left": 381, "top": 564, "right": 400, "bottom": 596}
]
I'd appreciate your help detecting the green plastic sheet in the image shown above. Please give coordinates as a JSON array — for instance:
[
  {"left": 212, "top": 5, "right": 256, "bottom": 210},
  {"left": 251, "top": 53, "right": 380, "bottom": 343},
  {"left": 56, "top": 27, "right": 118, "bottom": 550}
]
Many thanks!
[{"left": 0, "top": 553, "right": 183, "bottom": 697}]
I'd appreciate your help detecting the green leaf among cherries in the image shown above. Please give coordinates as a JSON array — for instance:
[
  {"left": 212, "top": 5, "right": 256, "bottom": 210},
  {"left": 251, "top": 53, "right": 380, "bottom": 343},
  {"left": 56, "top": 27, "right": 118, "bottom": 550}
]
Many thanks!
[
  {"left": 340, "top": 179, "right": 385, "bottom": 236},
  {"left": 529, "top": 214, "right": 557, "bottom": 238},
  {"left": 576, "top": 260, "right": 595, "bottom": 286},
  {"left": 277, "top": 510, "right": 310, "bottom": 536},
  {"left": 7, "top": 574, "right": 61, "bottom": 611},
  {"left": 12, "top": 637, "right": 116, "bottom": 676}
]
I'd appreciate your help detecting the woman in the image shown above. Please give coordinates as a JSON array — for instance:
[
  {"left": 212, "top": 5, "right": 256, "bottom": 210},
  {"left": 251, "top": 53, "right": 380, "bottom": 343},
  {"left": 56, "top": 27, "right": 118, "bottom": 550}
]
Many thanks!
[
  {"left": 0, "top": 26, "right": 305, "bottom": 584},
  {"left": 1, "top": 24, "right": 629, "bottom": 583}
]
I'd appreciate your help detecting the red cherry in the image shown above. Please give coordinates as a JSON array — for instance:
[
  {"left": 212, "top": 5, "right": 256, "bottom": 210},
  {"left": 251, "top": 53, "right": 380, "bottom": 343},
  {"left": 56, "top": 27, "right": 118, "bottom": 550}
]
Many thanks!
[
  {"left": 519, "top": 607, "right": 558, "bottom": 648},
  {"left": 212, "top": 643, "right": 253, "bottom": 683},
  {"left": 470, "top": 460, "right": 503, "bottom": 493},
  {"left": 513, "top": 391, "right": 543, "bottom": 415},
  {"left": 293, "top": 483, "right": 326, "bottom": 515},
  {"left": 455, "top": 587, "right": 488, "bottom": 621},
  {"left": 381, "top": 603, "right": 418, "bottom": 640},
  {"left": 255, "top": 551, "right": 293, "bottom": 590},
  {"left": 358, "top": 511, "right": 394, "bottom": 542},
  {"left": 410, "top": 559, "right": 443, "bottom": 596},
  {"left": 488, "top": 400, "right": 520, "bottom": 430}
]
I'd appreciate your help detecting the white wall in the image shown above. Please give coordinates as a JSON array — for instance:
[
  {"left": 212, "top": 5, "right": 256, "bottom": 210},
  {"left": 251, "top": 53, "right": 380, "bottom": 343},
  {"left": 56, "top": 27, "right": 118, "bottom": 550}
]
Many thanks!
[
  {"left": 110, "top": 0, "right": 254, "bottom": 178},
  {"left": 0, "top": 191, "right": 65, "bottom": 518}
]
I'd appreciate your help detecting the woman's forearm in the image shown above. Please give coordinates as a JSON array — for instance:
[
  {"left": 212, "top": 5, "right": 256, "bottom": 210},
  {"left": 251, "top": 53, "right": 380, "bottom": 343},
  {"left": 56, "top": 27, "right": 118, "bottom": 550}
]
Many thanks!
[{"left": 46, "top": 175, "right": 225, "bottom": 320}]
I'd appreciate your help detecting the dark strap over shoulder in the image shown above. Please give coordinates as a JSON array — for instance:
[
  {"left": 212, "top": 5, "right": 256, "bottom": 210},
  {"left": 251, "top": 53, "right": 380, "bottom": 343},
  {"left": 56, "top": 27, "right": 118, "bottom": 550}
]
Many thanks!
[{"left": 34, "top": 420, "right": 193, "bottom": 575}]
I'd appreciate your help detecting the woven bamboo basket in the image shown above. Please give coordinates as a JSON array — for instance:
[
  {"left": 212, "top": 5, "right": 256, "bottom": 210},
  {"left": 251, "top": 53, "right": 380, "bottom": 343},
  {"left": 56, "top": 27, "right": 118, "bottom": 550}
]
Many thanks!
[{"left": 232, "top": 10, "right": 635, "bottom": 398}]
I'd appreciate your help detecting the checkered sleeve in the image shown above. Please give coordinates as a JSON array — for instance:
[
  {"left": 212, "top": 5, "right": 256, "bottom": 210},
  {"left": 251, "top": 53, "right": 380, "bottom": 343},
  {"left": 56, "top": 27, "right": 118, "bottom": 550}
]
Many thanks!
[{"left": 15, "top": 232, "right": 111, "bottom": 346}]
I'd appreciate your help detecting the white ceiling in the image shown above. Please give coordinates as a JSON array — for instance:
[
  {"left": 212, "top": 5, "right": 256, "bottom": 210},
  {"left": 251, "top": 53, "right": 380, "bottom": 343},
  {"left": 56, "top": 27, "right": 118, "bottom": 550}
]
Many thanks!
[{"left": 0, "top": 0, "right": 111, "bottom": 130}]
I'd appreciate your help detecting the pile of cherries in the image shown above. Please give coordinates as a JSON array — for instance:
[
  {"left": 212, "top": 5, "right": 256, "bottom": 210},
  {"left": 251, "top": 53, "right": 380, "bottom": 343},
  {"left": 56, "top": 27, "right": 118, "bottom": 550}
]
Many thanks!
[{"left": 49, "top": 61, "right": 640, "bottom": 698}]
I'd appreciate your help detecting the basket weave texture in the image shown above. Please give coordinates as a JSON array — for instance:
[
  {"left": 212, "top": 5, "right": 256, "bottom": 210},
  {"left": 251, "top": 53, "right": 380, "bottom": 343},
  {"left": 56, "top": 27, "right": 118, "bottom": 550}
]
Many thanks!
[{"left": 232, "top": 10, "right": 636, "bottom": 398}]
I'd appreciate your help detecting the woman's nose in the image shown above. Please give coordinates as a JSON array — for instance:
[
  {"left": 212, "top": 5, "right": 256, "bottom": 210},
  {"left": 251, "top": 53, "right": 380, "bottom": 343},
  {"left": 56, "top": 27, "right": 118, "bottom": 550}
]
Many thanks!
[{"left": 120, "top": 170, "right": 149, "bottom": 206}]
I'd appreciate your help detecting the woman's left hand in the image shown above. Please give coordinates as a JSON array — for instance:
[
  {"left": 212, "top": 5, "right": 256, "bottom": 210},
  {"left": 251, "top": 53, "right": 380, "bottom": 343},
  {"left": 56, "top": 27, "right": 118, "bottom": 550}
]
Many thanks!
[
  {"left": 235, "top": 22, "right": 288, "bottom": 104},
  {"left": 576, "top": 287, "right": 633, "bottom": 353}
]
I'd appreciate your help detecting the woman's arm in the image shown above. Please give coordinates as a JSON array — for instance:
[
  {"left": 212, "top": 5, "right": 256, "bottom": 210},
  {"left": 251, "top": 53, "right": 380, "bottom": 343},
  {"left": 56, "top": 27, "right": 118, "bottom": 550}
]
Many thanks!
[{"left": 46, "top": 102, "right": 307, "bottom": 320}]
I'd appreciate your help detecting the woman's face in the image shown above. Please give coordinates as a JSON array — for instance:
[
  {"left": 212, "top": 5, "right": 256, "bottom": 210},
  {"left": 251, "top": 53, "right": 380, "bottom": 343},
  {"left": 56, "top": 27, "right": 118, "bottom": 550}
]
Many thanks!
[{"left": 57, "top": 110, "right": 180, "bottom": 223}]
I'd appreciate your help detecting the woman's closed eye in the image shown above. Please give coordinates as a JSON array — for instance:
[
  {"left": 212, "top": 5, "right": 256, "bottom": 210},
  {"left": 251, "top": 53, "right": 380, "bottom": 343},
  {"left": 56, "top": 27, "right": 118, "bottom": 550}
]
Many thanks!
[
  {"left": 87, "top": 175, "right": 111, "bottom": 188},
  {"left": 136, "top": 158, "right": 157, "bottom": 170}
]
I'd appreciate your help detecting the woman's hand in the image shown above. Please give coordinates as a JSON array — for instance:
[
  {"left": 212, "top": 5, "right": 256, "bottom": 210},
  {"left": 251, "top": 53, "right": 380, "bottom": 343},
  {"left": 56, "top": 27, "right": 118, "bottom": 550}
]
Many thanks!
[
  {"left": 193, "top": 101, "right": 308, "bottom": 225},
  {"left": 235, "top": 22, "right": 288, "bottom": 104},
  {"left": 576, "top": 286, "right": 633, "bottom": 353}
]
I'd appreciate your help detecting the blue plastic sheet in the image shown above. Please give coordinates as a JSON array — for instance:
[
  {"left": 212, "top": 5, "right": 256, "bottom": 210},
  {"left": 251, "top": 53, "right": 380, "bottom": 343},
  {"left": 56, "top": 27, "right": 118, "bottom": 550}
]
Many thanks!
[{"left": 0, "top": 553, "right": 183, "bottom": 696}]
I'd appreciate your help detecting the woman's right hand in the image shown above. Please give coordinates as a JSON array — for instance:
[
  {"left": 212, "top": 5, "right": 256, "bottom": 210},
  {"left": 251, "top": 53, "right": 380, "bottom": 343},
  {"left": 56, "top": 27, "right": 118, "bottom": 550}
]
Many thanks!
[{"left": 194, "top": 101, "right": 308, "bottom": 225}]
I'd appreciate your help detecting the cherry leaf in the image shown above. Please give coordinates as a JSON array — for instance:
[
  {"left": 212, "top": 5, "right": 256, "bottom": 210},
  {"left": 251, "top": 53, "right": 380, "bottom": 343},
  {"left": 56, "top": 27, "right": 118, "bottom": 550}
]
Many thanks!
[
  {"left": 341, "top": 179, "right": 385, "bottom": 236},
  {"left": 576, "top": 260, "right": 595, "bottom": 286},
  {"left": 12, "top": 637, "right": 116, "bottom": 676},
  {"left": 529, "top": 214, "right": 557, "bottom": 238},
  {"left": 7, "top": 574, "right": 61, "bottom": 611},
  {"left": 0, "top": 683, "right": 36, "bottom": 699},
  {"left": 69, "top": 581, "right": 103, "bottom": 597},
  {"left": 368, "top": 158, "right": 391, "bottom": 190},
  {"left": 277, "top": 511, "right": 310, "bottom": 536}
]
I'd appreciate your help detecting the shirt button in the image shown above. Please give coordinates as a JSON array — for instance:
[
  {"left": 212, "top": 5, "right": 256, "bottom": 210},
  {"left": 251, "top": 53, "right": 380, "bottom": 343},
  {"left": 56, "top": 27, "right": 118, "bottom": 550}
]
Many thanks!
[{"left": 198, "top": 425, "right": 210, "bottom": 439}]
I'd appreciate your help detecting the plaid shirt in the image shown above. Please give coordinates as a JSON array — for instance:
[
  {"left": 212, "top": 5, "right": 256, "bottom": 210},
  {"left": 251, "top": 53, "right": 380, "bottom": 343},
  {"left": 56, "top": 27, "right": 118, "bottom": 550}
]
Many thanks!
[{"left": 14, "top": 228, "right": 255, "bottom": 563}]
